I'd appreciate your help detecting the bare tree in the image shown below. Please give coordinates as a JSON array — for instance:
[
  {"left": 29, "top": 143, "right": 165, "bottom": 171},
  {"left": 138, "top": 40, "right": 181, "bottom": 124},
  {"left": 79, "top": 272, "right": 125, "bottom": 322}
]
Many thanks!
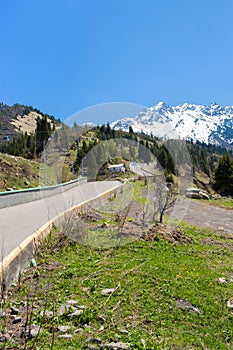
[{"left": 150, "top": 181, "right": 177, "bottom": 223}]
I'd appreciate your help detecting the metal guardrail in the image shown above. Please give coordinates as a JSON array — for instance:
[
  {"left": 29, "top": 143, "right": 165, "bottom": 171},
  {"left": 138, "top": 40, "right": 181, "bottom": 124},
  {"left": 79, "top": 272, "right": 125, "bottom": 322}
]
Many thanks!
[{"left": 0, "top": 177, "right": 87, "bottom": 209}]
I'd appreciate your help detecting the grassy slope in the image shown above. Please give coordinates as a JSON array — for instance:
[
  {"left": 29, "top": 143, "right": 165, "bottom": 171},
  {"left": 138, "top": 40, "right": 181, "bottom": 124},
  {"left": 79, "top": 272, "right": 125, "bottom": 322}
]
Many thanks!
[
  {"left": 0, "top": 152, "right": 40, "bottom": 190},
  {"left": 0, "top": 150, "right": 78, "bottom": 190},
  {"left": 3, "top": 223, "right": 233, "bottom": 349},
  {"left": 208, "top": 198, "right": 233, "bottom": 209},
  {"left": 193, "top": 197, "right": 233, "bottom": 210}
]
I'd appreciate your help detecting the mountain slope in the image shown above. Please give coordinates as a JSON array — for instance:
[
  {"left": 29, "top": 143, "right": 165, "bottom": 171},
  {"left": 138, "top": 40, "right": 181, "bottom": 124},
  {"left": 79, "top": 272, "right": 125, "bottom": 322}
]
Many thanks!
[
  {"left": 0, "top": 152, "right": 40, "bottom": 190},
  {"left": 0, "top": 102, "right": 58, "bottom": 144},
  {"left": 111, "top": 102, "right": 233, "bottom": 147}
]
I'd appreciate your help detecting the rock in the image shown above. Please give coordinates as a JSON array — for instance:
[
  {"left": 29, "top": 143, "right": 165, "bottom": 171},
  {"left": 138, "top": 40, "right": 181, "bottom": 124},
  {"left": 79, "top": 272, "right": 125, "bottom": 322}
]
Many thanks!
[
  {"left": 0, "top": 309, "right": 7, "bottom": 318},
  {"left": 40, "top": 310, "right": 54, "bottom": 318},
  {"left": 97, "top": 315, "right": 106, "bottom": 322},
  {"left": 101, "top": 288, "right": 115, "bottom": 295},
  {"left": 58, "top": 334, "right": 73, "bottom": 339},
  {"left": 57, "top": 300, "right": 79, "bottom": 316},
  {"left": 57, "top": 325, "right": 70, "bottom": 333},
  {"left": 74, "top": 328, "right": 83, "bottom": 333},
  {"left": 176, "top": 299, "right": 201, "bottom": 314},
  {"left": 227, "top": 299, "right": 233, "bottom": 308},
  {"left": 77, "top": 305, "right": 85, "bottom": 309},
  {"left": 29, "top": 327, "right": 40, "bottom": 338},
  {"left": 12, "top": 316, "right": 22, "bottom": 324},
  {"left": 212, "top": 193, "right": 222, "bottom": 199},
  {"left": 200, "top": 191, "right": 210, "bottom": 200},
  {"left": 0, "top": 335, "right": 10, "bottom": 343},
  {"left": 103, "top": 342, "right": 130, "bottom": 349},
  {"left": 218, "top": 277, "right": 227, "bottom": 284},
  {"left": 10, "top": 306, "right": 19, "bottom": 315},
  {"left": 30, "top": 258, "right": 37, "bottom": 267},
  {"left": 69, "top": 309, "right": 83, "bottom": 317},
  {"left": 57, "top": 303, "right": 71, "bottom": 316},
  {"left": 24, "top": 180, "right": 29, "bottom": 186},
  {"left": 87, "top": 337, "right": 102, "bottom": 344},
  {"left": 66, "top": 299, "right": 79, "bottom": 306},
  {"left": 185, "top": 188, "right": 209, "bottom": 200},
  {"left": 23, "top": 324, "right": 40, "bottom": 339}
]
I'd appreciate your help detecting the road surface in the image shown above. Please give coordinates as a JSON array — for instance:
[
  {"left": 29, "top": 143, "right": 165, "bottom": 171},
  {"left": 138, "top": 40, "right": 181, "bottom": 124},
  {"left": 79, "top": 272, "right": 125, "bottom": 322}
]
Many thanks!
[
  {"left": 130, "top": 162, "right": 155, "bottom": 176},
  {"left": 171, "top": 199, "right": 233, "bottom": 234},
  {"left": 0, "top": 181, "right": 121, "bottom": 258}
]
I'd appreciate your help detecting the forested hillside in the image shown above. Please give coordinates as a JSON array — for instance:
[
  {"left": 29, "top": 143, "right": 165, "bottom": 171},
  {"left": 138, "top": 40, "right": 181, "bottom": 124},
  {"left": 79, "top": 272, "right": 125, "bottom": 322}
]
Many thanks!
[
  {"left": 0, "top": 113, "right": 232, "bottom": 194},
  {"left": 0, "top": 102, "right": 60, "bottom": 147},
  {"left": 74, "top": 124, "right": 233, "bottom": 192}
]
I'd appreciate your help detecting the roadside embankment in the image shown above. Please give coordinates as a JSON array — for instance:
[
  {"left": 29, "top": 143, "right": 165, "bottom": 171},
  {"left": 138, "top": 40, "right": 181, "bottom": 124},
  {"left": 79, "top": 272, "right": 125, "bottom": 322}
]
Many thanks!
[{"left": 0, "top": 180, "right": 124, "bottom": 290}]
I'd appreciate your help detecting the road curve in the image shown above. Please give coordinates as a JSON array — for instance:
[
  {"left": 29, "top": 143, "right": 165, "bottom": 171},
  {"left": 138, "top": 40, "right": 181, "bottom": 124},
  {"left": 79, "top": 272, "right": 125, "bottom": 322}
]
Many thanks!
[{"left": 0, "top": 181, "right": 121, "bottom": 258}]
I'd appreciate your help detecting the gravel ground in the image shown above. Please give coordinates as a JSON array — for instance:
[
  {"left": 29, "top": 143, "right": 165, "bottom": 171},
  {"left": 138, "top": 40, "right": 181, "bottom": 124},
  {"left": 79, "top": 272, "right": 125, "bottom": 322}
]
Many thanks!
[{"left": 171, "top": 199, "right": 233, "bottom": 234}]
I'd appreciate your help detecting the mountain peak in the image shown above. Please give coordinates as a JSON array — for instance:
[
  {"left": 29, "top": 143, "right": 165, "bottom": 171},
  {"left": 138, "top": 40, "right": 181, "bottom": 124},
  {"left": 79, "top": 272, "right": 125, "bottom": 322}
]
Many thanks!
[
  {"left": 111, "top": 102, "right": 233, "bottom": 147},
  {"left": 157, "top": 101, "right": 168, "bottom": 107}
]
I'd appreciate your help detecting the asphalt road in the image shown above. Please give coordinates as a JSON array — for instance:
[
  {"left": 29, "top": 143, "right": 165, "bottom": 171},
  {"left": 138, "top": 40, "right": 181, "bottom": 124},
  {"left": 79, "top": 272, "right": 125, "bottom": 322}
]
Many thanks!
[
  {"left": 0, "top": 181, "right": 121, "bottom": 258},
  {"left": 129, "top": 162, "right": 155, "bottom": 177}
]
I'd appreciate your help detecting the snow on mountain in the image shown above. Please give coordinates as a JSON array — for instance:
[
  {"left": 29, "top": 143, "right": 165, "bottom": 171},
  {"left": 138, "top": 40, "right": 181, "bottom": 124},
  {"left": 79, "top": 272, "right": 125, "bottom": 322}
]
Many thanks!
[{"left": 110, "top": 102, "right": 233, "bottom": 146}]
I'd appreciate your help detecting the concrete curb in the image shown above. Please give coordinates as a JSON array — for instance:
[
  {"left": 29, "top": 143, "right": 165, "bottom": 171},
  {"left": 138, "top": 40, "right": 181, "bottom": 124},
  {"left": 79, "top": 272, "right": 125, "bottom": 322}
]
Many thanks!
[{"left": 0, "top": 181, "right": 125, "bottom": 291}]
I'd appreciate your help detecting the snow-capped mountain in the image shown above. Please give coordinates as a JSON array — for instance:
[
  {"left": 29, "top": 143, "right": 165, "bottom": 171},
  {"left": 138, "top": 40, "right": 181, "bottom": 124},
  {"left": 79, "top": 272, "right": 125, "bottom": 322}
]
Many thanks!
[{"left": 111, "top": 102, "right": 233, "bottom": 146}]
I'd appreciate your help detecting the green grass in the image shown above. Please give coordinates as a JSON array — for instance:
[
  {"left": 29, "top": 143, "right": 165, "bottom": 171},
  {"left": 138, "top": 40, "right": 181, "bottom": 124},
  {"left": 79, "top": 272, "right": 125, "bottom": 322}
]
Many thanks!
[
  {"left": 132, "top": 181, "right": 148, "bottom": 206},
  {"left": 3, "top": 223, "right": 233, "bottom": 349},
  {"left": 0, "top": 152, "right": 40, "bottom": 189},
  {"left": 191, "top": 197, "right": 233, "bottom": 210},
  {"left": 208, "top": 197, "right": 233, "bottom": 209}
]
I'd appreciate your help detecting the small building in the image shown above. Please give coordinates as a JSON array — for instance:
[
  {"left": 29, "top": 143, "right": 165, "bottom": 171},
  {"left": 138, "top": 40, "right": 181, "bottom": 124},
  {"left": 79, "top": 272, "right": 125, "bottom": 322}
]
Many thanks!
[{"left": 108, "top": 163, "right": 126, "bottom": 173}]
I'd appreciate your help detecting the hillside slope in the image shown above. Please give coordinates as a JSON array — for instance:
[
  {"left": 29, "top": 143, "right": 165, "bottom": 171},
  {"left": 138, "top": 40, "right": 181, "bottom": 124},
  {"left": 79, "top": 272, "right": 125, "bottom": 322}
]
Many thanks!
[
  {"left": 0, "top": 152, "right": 40, "bottom": 190},
  {"left": 0, "top": 102, "right": 58, "bottom": 144}
]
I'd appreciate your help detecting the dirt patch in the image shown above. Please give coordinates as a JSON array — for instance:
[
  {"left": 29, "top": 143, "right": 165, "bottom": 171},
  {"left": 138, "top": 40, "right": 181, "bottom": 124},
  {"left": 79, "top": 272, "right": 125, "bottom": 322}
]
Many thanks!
[
  {"left": 141, "top": 223, "right": 193, "bottom": 244},
  {"left": 75, "top": 206, "right": 193, "bottom": 245},
  {"left": 10, "top": 111, "right": 56, "bottom": 135},
  {"left": 79, "top": 211, "right": 106, "bottom": 223},
  {"left": 200, "top": 237, "right": 233, "bottom": 251}
]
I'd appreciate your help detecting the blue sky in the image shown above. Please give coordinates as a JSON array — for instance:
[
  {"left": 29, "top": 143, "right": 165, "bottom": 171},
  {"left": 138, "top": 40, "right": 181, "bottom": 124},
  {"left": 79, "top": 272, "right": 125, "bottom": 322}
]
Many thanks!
[{"left": 1, "top": 0, "right": 233, "bottom": 124}]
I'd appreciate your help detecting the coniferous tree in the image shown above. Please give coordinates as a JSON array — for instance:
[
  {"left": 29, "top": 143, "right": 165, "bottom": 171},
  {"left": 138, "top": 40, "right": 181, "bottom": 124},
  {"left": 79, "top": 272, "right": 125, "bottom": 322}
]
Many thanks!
[
  {"left": 129, "top": 125, "right": 134, "bottom": 135},
  {"left": 35, "top": 115, "right": 52, "bottom": 153},
  {"left": 213, "top": 153, "right": 233, "bottom": 196}
]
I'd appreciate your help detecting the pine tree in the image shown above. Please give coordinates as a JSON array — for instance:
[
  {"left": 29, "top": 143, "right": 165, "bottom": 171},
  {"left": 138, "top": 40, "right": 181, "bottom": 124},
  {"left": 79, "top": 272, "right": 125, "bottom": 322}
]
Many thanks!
[
  {"left": 36, "top": 116, "right": 52, "bottom": 153},
  {"left": 129, "top": 125, "right": 134, "bottom": 134},
  {"left": 213, "top": 153, "right": 233, "bottom": 196}
]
